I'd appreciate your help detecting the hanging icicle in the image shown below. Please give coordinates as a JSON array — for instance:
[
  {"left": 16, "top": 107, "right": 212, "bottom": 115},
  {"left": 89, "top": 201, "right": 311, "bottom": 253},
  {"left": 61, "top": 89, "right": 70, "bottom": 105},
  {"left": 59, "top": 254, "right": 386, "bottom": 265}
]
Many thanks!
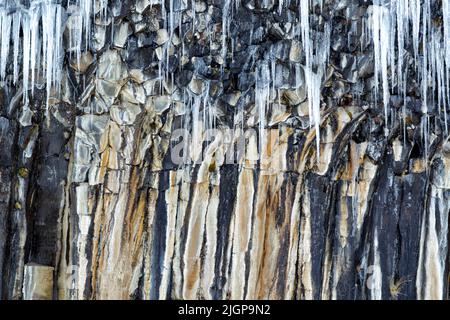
[
  {"left": 0, "top": 0, "right": 94, "bottom": 107},
  {"left": 372, "top": 1, "right": 391, "bottom": 129},
  {"left": 0, "top": 0, "right": 450, "bottom": 155}
]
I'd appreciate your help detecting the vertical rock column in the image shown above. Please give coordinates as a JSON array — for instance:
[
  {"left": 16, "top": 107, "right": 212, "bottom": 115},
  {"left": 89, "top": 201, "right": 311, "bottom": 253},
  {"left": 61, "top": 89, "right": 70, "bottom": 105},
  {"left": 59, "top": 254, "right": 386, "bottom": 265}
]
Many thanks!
[{"left": 23, "top": 264, "right": 54, "bottom": 300}]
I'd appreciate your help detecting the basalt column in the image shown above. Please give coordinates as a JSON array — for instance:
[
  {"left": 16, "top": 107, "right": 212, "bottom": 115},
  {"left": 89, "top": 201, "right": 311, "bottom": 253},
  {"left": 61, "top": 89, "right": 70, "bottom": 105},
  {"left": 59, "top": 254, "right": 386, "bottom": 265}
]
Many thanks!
[{"left": 0, "top": 0, "right": 449, "bottom": 300}]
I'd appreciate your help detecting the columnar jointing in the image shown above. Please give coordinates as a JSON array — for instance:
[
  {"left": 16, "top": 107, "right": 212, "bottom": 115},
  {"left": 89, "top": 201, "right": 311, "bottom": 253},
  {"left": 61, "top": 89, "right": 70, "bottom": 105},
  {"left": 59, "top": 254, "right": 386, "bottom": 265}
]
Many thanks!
[{"left": 0, "top": 0, "right": 449, "bottom": 300}]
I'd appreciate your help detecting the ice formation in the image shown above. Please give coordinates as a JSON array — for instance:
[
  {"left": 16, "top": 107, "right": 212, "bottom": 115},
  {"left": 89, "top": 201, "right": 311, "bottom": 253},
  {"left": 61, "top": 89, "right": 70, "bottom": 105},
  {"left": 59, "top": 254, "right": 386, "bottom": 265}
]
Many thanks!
[
  {"left": 1, "top": 0, "right": 450, "bottom": 160},
  {"left": 366, "top": 0, "right": 450, "bottom": 158},
  {"left": 0, "top": 0, "right": 93, "bottom": 107},
  {"left": 372, "top": 2, "right": 391, "bottom": 126},
  {"left": 256, "top": 61, "right": 271, "bottom": 157}
]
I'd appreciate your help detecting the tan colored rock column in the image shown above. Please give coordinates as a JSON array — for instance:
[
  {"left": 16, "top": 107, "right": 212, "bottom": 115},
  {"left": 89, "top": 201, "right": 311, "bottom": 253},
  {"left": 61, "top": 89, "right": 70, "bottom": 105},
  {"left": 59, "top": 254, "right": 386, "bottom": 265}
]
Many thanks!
[{"left": 23, "top": 264, "right": 54, "bottom": 300}]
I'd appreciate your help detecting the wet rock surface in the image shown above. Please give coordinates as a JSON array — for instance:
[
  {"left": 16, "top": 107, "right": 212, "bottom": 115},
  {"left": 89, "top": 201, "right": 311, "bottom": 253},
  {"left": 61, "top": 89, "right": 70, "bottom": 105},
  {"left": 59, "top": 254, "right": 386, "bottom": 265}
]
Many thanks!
[{"left": 0, "top": 0, "right": 449, "bottom": 300}]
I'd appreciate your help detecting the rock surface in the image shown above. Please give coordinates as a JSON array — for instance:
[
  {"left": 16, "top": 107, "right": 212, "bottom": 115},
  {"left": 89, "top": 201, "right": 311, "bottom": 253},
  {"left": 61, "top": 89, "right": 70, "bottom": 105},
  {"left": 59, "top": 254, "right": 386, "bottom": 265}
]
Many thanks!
[{"left": 0, "top": 0, "right": 449, "bottom": 300}]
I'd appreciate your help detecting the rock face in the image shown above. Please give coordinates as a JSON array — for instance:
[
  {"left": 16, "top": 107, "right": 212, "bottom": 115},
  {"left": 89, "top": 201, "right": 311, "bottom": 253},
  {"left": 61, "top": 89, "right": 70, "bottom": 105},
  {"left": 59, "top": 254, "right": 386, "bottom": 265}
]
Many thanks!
[{"left": 0, "top": 0, "right": 449, "bottom": 300}]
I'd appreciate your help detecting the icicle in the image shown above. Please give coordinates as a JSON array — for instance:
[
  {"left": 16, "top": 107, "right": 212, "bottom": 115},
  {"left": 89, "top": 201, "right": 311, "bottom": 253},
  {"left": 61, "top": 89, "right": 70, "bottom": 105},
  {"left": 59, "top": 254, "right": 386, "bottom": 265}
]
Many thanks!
[
  {"left": 396, "top": 0, "right": 406, "bottom": 96},
  {"left": 372, "top": 2, "right": 391, "bottom": 129},
  {"left": 396, "top": 0, "right": 408, "bottom": 140},
  {"left": 389, "top": 5, "right": 396, "bottom": 88},
  {"left": 410, "top": 0, "right": 421, "bottom": 65},
  {"left": 41, "top": 1, "right": 64, "bottom": 110},
  {"left": 421, "top": 0, "right": 430, "bottom": 115},
  {"left": 300, "top": 0, "right": 311, "bottom": 74},
  {"left": 221, "top": 0, "right": 232, "bottom": 69},
  {"left": 80, "top": 0, "right": 92, "bottom": 51},
  {"left": 169, "top": 0, "right": 174, "bottom": 39},
  {"left": 22, "top": 13, "right": 31, "bottom": 104},
  {"left": 12, "top": 10, "right": 20, "bottom": 85},
  {"left": 299, "top": 1, "right": 330, "bottom": 159},
  {"left": 256, "top": 62, "right": 270, "bottom": 160},
  {"left": 443, "top": 0, "right": 450, "bottom": 134},
  {"left": 54, "top": 5, "right": 63, "bottom": 95},
  {"left": 0, "top": 8, "right": 12, "bottom": 81},
  {"left": 191, "top": 94, "right": 203, "bottom": 163},
  {"left": 310, "top": 70, "right": 321, "bottom": 158},
  {"left": 29, "top": 4, "right": 40, "bottom": 95},
  {"left": 0, "top": 0, "right": 87, "bottom": 108},
  {"left": 423, "top": 0, "right": 432, "bottom": 163},
  {"left": 443, "top": 0, "right": 450, "bottom": 95},
  {"left": 300, "top": 0, "right": 315, "bottom": 155}
]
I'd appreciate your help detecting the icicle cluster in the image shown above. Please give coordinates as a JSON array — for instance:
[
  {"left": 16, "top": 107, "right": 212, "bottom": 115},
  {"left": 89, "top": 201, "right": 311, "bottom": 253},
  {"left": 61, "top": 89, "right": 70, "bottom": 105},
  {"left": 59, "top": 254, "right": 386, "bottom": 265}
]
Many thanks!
[
  {"left": 370, "top": 0, "right": 450, "bottom": 154},
  {"left": 299, "top": 1, "right": 331, "bottom": 158},
  {"left": 3, "top": 0, "right": 450, "bottom": 163},
  {"left": 256, "top": 61, "right": 271, "bottom": 157},
  {"left": 0, "top": 0, "right": 93, "bottom": 107}
]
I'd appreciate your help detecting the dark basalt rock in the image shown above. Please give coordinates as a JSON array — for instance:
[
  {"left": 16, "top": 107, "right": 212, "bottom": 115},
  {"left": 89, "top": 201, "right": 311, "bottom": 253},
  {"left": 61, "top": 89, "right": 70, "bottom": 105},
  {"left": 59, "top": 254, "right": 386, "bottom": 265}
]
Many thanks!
[{"left": 0, "top": 0, "right": 449, "bottom": 301}]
